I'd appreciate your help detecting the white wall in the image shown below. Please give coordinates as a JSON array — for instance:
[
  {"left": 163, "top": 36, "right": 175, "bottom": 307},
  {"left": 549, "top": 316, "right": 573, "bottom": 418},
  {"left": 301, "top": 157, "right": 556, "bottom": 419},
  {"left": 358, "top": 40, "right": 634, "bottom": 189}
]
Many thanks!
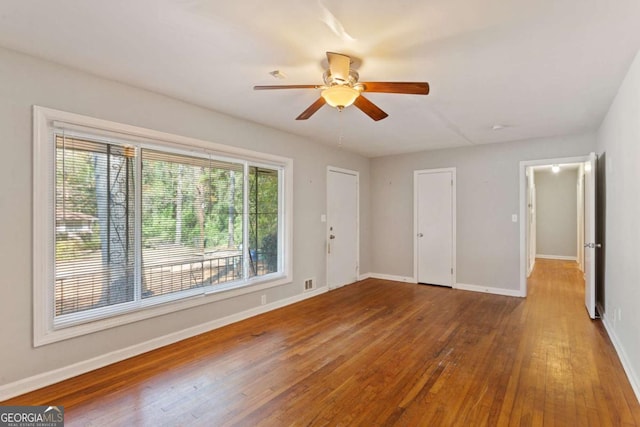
[
  {"left": 370, "top": 134, "right": 596, "bottom": 291},
  {"left": 596, "top": 50, "right": 640, "bottom": 398},
  {"left": 535, "top": 168, "right": 578, "bottom": 259},
  {"left": 0, "top": 47, "right": 371, "bottom": 391}
]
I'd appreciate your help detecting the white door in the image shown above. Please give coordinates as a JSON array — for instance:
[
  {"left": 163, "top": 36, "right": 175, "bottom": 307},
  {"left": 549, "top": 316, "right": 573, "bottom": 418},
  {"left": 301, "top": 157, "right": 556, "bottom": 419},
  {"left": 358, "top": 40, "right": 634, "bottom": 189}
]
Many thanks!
[
  {"left": 415, "top": 169, "right": 455, "bottom": 286},
  {"left": 584, "top": 153, "right": 597, "bottom": 319},
  {"left": 327, "top": 167, "right": 358, "bottom": 289}
]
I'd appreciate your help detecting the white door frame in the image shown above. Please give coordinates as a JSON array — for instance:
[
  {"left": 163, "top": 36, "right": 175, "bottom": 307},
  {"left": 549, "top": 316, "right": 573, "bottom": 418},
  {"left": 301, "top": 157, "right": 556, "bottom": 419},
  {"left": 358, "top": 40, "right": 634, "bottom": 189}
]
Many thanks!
[
  {"left": 576, "top": 164, "right": 586, "bottom": 272},
  {"left": 525, "top": 168, "right": 537, "bottom": 277},
  {"left": 519, "top": 155, "right": 589, "bottom": 296},
  {"left": 413, "top": 167, "right": 456, "bottom": 284},
  {"left": 326, "top": 166, "right": 360, "bottom": 289}
]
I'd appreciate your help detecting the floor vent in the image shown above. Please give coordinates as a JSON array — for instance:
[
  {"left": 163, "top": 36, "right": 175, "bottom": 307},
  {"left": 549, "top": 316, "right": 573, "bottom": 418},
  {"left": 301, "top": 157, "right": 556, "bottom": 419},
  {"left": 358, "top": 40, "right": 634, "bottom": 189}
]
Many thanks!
[{"left": 304, "top": 278, "right": 314, "bottom": 291}]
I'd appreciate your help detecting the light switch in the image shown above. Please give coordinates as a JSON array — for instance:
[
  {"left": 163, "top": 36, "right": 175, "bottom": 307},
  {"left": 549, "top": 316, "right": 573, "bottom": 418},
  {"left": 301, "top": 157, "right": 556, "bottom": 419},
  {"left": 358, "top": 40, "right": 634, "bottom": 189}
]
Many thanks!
[
  {"left": 320, "top": 214, "right": 326, "bottom": 223},
  {"left": 512, "top": 214, "right": 518, "bottom": 223}
]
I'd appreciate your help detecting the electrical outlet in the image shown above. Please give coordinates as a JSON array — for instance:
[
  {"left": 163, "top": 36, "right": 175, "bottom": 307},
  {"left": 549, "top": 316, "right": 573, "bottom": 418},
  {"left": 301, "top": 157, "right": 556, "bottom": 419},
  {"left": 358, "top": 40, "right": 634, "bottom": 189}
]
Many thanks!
[{"left": 261, "top": 294, "right": 266, "bottom": 305}]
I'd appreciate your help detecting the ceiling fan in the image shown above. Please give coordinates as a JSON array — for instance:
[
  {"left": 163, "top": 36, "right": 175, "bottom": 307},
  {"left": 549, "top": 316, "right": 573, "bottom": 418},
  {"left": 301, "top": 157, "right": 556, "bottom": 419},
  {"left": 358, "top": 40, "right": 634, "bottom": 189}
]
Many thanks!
[{"left": 254, "top": 52, "right": 429, "bottom": 121}]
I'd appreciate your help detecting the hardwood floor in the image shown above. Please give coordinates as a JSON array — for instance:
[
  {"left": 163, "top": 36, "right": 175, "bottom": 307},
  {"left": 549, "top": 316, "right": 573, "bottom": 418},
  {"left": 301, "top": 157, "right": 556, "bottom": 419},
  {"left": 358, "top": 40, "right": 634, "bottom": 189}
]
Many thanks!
[{"left": 3, "top": 259, "right": 639, "bottom": 426}]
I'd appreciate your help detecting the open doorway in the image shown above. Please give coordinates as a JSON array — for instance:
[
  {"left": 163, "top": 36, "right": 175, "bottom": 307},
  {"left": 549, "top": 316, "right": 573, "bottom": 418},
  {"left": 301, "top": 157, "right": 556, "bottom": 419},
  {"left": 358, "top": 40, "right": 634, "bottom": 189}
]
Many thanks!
[
  {"left": 526, "top": 162, "right": 584, "bottom": 275},
  {"left": 520, "top": 153, "right": 604, "bottom": 319},
  {"left": 519, "top": 154, "right": 598, "bottom": 319}
]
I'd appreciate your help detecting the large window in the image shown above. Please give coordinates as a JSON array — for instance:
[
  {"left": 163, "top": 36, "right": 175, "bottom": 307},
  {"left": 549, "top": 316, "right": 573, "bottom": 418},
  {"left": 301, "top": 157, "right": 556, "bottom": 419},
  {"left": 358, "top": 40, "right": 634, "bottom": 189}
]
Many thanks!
[
  {"left": 34, "top": 107, "right": 292, "bottom": 345},
  {"left": 139, "top": 149, "right": 247, "bottom": 302},
  {"left": 55, "top": 136, "right": 136, "bottom": 317}
]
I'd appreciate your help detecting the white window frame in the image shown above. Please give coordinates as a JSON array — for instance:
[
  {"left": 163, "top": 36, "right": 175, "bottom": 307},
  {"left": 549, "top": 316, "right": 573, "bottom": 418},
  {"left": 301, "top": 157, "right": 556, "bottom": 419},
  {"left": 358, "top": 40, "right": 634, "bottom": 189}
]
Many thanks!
[{"left": 33, "top": 106, "right": 293, "bottom": 346}]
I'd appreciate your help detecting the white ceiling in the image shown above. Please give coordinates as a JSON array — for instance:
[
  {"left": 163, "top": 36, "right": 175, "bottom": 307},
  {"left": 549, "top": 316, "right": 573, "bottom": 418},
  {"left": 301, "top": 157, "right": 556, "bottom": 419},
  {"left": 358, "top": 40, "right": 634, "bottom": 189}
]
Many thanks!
[{"left": 1, "top": 0, "right": 640, "bottom": 157}]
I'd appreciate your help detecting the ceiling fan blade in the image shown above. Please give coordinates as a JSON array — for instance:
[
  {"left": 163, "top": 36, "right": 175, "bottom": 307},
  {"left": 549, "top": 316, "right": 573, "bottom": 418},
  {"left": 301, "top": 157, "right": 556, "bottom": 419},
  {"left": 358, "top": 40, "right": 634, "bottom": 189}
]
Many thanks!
[
  {"left": 296, "top": 97, "right": 327, "bottom": 120},
  {"left": 353, "top": 95, "right": 388, "bottom": 121},
  {"left": 360, "top": 82, "right": 429, "bottom": 95},
  {"left": 327, "top": 52, "right": 351, "bottom": 83},
  {"left": 254, "top": 85, "right": 321, "bottom": 90}
]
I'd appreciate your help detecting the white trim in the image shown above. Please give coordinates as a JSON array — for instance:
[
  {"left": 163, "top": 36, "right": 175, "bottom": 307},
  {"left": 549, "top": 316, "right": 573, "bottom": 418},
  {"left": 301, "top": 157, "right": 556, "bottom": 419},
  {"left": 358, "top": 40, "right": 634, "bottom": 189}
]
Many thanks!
[
  {"left": 33, "top": 106, "right": 56, "bottom": 351},
  {"left": 342, "top": 280, "right": 359, "bottom": 287},
  {"left": 528, "top": 259, "right": 536, "bottom": 277},
  {"left": 358, "top": 273, "right": 372, "bottom": 281},
  {"left": 535, "top": 254, "right": 578, "bottom": 261},
  {"left": 33, "top": 106, "right": 294, "bottom": 346},
  {"left": 576, "top": 164, "right": 586, "bottom": 272},
  {"left": 48, "top": 111, "right": 286, "bottom": 165},
  {"left": 602, "top": 316, "right": 640, "bottom": 404},
  {"left": 519, "top": 155, "right": 589, "bottom": 296},
  {"left": 39, "top": 277, "right": 291, "bottom": 346},
  {"left": 454, "top": 283, "right": 525, "bottom": 298},
  {"left": 242, "top": 163, "right": 250, "bottom": 280},
  {"left": 0, "top": 286, "right": 327, "bottom": 402},
  {"left": 326, "top": 166, "right": 360, "bottom": 290},
  {"left": 413, "top": 167, "right": 457, "bottom": 286},
  {"left": 367, "top": 273, "right": 417, "bottom": 283}
]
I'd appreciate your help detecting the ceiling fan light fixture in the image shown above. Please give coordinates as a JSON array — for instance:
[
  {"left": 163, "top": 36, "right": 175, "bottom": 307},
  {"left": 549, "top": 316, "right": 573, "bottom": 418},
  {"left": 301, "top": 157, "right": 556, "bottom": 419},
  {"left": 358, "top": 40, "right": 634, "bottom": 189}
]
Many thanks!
[{"left": 321, "top": 85, "right": 360, "bottom": 109}]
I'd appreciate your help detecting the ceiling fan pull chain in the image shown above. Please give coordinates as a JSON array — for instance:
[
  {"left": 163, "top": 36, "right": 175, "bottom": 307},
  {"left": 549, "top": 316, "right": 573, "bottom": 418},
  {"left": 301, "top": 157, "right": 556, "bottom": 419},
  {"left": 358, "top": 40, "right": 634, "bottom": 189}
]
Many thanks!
[{"left": 337, "top": 108, "right": 345, "bottom": 148}]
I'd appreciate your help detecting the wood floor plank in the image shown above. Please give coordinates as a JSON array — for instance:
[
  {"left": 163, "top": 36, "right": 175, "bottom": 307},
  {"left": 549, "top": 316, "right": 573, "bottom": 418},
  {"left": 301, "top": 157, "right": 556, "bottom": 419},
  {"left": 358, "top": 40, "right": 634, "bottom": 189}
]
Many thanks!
[{"left": 3, "top": 259, "right": 639, "bottom": 426}]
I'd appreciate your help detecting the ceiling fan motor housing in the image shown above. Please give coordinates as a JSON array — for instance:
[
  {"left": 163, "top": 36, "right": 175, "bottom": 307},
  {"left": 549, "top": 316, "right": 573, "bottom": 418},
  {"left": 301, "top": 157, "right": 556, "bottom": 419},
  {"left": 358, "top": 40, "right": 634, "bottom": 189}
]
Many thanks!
[{"left": 323, "top": 69, "right": 360, "bottom": 87}]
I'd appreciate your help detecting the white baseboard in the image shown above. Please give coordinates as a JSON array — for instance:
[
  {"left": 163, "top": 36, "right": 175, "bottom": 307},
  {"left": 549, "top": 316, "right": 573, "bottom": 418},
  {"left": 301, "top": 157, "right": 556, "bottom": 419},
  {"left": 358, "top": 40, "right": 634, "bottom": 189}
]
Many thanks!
[
  {"left": 536, "top": 254, "right": 577, "bottom": 261},
  {"left": 358, "top": 273, "right": 372, "bottom": 281},
  {"left": 0, "top": 287, "right": 327, "bottom": 401},
  {"left": 601, "top": 316, "right": 640, "bottom": 404},
  {"left": 365, "top": 273, "right": 417, "bottom": 283},
  {"left": 454, "top": 283, "right": 525, "bottom": 298}
]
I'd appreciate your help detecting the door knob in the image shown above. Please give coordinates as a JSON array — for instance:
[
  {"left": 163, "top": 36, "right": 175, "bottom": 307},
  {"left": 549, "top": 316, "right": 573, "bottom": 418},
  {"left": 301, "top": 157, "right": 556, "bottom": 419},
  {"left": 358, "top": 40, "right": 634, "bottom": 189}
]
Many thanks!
[
  {"left": 417, "top": 233, "right": 424, "bottom": 237},
  {"left": 329, "top": 234, "right": 336, "bottom": 240}
]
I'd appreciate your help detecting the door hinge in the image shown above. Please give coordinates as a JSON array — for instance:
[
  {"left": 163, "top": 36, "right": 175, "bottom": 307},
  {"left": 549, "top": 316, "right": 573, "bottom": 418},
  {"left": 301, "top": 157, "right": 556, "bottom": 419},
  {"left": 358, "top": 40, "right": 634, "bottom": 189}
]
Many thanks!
[{"left": 451, "top": 268, "right": 453, "bottom": 275}]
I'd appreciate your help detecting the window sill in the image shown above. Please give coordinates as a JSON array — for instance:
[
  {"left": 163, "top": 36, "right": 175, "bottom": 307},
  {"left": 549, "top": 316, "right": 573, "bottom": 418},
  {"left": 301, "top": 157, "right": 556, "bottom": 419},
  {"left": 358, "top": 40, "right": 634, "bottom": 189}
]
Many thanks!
[{"left": 36, "top": 274, "right": 291, "bottom": 347}]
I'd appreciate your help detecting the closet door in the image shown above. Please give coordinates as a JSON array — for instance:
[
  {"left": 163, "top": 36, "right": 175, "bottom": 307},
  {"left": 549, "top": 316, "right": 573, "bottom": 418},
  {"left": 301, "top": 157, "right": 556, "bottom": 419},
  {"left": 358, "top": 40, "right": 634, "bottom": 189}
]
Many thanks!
[{"left": 415, "top": 169, "right": 455, "bottom": 287}]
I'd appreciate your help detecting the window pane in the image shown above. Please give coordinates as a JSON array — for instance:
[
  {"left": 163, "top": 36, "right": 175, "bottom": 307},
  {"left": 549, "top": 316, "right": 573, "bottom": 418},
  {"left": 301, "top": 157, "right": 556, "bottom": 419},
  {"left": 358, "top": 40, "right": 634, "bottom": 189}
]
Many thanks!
[
  {"left": 141, "top": 150, "right": 244, "bottom": 298},
  {"left": 248, "top": 166, "right": 279, "bottom": 278},
  {"left": 55, "top": 135, "right": 136, "bottom": 316}
]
